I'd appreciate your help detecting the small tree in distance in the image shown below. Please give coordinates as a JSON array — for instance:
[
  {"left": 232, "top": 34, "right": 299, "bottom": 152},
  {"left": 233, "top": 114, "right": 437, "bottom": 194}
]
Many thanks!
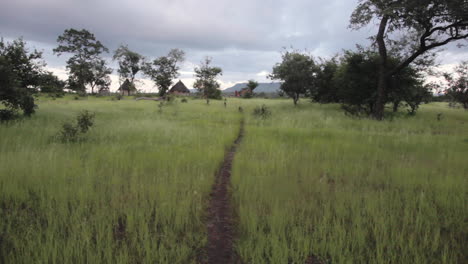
[
  {"left": 144, "top": 49, "right": 185, "bottom": 97},
  {"left": 269, "top": 50, "right": 318, "bottom": 105},
  {"left": 441, "top": 61, "right": 468, "bottom": 109},
  {"left": 113, "top": 45, "right": 145, "bottom": 91},
  {"left": 243, "top": 79, "right": 258, "bottom": 98},
  {"left": 193, "top": 57, "right": 223, "bottom": 100}
]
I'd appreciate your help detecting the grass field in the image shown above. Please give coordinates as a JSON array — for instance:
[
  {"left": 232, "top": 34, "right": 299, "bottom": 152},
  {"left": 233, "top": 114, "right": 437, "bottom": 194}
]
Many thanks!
[
  {"left": 0, "top": 96, "right": 241, "bottom": 263},
  {"left": 232, "top": 100, "right": 467, "bottom": 263},
  {"left": 1, "top": 96, "right": 467, "bottom": 263}
]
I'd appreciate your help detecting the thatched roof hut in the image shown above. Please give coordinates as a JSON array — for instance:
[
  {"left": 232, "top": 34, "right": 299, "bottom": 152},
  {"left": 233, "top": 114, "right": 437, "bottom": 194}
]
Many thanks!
[
  {"left": 169, "top": 80, "right": 190, "bottom": 94},
  {"left": 118, "top": 79, "right": 136, "bottom": 96}
]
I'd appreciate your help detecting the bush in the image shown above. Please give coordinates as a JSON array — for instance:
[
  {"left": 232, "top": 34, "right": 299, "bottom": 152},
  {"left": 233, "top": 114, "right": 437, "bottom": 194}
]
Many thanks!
[
  {"left": 76, "top": 110, "right": 95, "bottom": 133},
  {"left": 181, "top": 98, "right": 188, "bottom": 103},
  {"left": 58, "top": 122, "right": 80, "bottom": 142},
  {"left": 0, "top": 109, "right": 18, "bottom": 122},
  {"left": 253, "top": 105, "right": 271, "bottom": 119},
  {"left": 56, "top": 110, "right": 95, "bottom": 142}
]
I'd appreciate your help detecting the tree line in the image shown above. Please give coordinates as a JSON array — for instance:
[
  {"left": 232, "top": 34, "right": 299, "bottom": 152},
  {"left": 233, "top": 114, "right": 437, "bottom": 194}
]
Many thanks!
[
  {"left": 270, "top": 0, "right": 467, "bottom": 118},
  {"left": 1, "top": 0, "right": 467, "bottom": 120},
  {"left": 0, "top": 28, "right": 224, "bottom": 119}
]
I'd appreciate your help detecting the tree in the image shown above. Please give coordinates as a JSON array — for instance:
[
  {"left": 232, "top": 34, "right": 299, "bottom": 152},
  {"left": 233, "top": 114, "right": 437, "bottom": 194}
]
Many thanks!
[
  {"left": 0, "top": 38, "right": 45, "bottom": 116},
  {"left": 88, "top": 58, "right": 112, "bottom": 94},
  {"left": 38, "top": 71, "right": 66, "bottom": 98},
  {"left": 334, "top": 49, "right": 429, "bottom": 116},
  {"left": 313, "top": 57, "right": 340, "bottom": 103},
  {"left": 269, "top": 50, "right": 318, "bottom": 105},
  {"left": 242, "top": 79, "right": 259, "bottom": 98},
  {"left": 193, "top": 57, "right": 223, "bottom": 99},
  {"left": 442, "top": 61, "right": 468, "bottom": 109},
  {"left": 350, "top": 0, "right": 468, "bottom": 119},
  {"left": 53, "top": 28, "right": 109, "bottom": 94},
  {"left": 333, "top": 50, "right": 380, "bottom": 115},
  {"left": 144, "top": 49, "right": 185, "bottom": 97},
  {"left": 113, "top": 45, "right": 144, "bottom": 88}
]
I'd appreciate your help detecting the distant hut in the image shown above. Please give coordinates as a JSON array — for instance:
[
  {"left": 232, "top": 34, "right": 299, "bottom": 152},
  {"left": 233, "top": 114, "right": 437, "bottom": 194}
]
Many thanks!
[
  {"left": 98, "top": 86, "right": 111, "bottom": 96},
  {"left": 169, "top": 80, "right": 190, "bottom": 95},
  {"left": 118, "top": 79, "right": 136, "bottom": 96}
]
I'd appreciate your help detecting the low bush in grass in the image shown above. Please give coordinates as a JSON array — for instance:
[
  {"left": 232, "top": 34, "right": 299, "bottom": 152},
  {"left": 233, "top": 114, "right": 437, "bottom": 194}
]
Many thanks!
[
  {"left": 56, "top": 110, "right": 95, "bottom": 142},
  {"left": 252, "top": 105, "right": 271, "bottom": 119}
]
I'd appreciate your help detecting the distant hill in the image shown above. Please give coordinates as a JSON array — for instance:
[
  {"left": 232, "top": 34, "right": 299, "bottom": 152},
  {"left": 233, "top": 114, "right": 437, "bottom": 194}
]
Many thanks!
[{"left": 222, "top": 83, "right": 281, "bottom": 93}]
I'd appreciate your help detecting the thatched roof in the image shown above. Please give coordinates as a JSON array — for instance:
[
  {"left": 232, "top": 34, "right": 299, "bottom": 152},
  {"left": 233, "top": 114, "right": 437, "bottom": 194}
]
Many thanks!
[
  {"left": 169, "top": 80, "right": 190, "bottom": 94},
  {"left": 118, "top": 79, "right": 136, "bottom": 92}
]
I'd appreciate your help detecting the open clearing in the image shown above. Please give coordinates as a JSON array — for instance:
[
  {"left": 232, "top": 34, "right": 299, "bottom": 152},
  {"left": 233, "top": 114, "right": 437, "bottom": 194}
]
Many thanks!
[{"left": 1, "top": 96, "right": 467, "bottom": 263}]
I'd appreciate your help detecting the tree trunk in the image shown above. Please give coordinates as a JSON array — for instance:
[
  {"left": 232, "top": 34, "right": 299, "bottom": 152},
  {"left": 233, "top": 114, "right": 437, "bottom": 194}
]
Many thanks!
[
  {"left": 393, "top": 101, "right": 400, "bottom": 112},
  {"left": 374, "top": 15, "right": 390, "bottom": 120},
  {"left": 293, "top": 94, "right": 299, "bottom": 106}
]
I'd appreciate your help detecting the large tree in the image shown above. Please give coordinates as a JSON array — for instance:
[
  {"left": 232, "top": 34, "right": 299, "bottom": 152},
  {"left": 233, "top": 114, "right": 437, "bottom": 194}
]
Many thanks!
[
  {"left": 193, "top": 57, "right": 223, "bottom": 99},
  {"left": 334, "top": 49, "right": 431, "bottom": 116},
  {"left": 350, "top": 0, "right": 468, "bottom": 119},
  {"left": 0, "top": 38, "right": 45, "bottom": 116},
  {"left": 269, "top": 50, "right": 318, "bottom": 105},
  {"left": 113, "top": 45, "right": 144, "bottom": 87},
  {"left": 144, "top": 49, "right": 185, "bottom": 97},
  {"left": 53, "top": 28, "right": 109, "bottom": 94}
]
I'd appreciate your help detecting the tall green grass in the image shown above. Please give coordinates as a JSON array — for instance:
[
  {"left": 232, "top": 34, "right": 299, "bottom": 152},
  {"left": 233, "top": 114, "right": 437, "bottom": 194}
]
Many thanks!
[
  {"left": 0, "top": 96, "right": 241, "bottom": 263},
  {"left": 231, "top": 100, "right": 467, "bottom": 263}
]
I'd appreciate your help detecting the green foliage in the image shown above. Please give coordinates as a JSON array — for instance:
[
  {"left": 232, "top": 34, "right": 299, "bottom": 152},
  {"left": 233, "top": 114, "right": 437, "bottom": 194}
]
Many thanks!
[
  {"left": 193, "top": 57, "right": 223, "bottom": 99},
  {"left": 39, "top": 71, "right": 66, "bottom": 98},
  {"left": 252, "top": 104, "right": 271, "bottom": 119},
  {"left": 144, "top": 49, "right": 185, "bottom": 97},
  {"left": 113, "top": 45, "right": 144, "bottom": 84},
  {"left": 57, "top": 121, "right": 80, "bottom": 142},
  {"left": 0, "top": 38, "right": 44, "bottom": 116},
  {"left": 243, "top": 79, "right": 259, "bottom": 98},
  {"left": 313, "top": 57, "right": 340, "bottom": 103},
  {"left": 0, "top": 109, "right": 17, "bottom": 122},
  {"left": 56, "top": 110, "right": 95, "bottom": 142},
  {"left": 181, "top": 98, "right": 188, "bottom": 103},
  {"left": 54, "top": 28, "right": 110, "bottom": 94},
  {"left": 76, "top": 110, "right": 95, "bottom": 133},
  {"left": 350, "top": 0, "right": 467, "bottom": 119},
  {"left": 442, "top": 61, "right": 468, "bottom": 109},
  {"left": 269, "top": 50, "right": 318, "bottom": 105},
  {"left": 333, "top": 50, "right": 430, "bottom": 116}
]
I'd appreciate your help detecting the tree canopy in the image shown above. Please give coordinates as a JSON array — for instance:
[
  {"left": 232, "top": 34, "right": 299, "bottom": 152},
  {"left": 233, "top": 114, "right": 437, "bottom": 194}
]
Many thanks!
[
  {"left": 113, "top": 45, "right": 144, "bottom": 85},
  {"left": 193, "top": 57, "right": 223, "bottom": 99},
  {"left": 0, "top": 38, "right": 45, "bottom": 117},
  {"left": 54, "top": 28, "right": 110, "bottom": 94},
  {"left": 269, "top": 50, "right": 318, "bottom": 105},
  {"left": 350, "top": 0, "right": 468, "bottom": 119},
  {"left": 144, "top": 49, "right": 185, "bottom": 97}
]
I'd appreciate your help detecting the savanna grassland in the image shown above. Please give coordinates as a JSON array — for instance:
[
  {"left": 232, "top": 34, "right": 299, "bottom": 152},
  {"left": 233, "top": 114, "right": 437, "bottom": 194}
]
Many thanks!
[
  {"left": 0, "top": 96, "right": 241, "bottom": 263},
  {"left": 1, "top": 96, "right": 467, "bottom": 264},
  {"left": 232, "top": 100, "right": 468, "bottom": 264}
]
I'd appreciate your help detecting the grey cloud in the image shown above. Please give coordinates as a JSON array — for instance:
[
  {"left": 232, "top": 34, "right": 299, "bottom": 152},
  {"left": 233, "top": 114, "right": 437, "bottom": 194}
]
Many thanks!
[{"left": 1, "top": 0, "right": 466, "bottom": 86}]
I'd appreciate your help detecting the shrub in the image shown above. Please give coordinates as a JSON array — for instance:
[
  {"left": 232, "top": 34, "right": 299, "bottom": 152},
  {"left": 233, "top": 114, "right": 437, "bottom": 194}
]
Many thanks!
[
  {"left": 76, "top": 111, "right": 95, "bottom": 133},
  {"left": 0, "top": 109, "right": 18, "bottom": 122},
  {"left": 56, "top": 111, "right": 95, "bottom": 143},
  {"left": 253, "top": 105, "right": 271, "bottom": 119},
  {"left": 181, "top": 98, "right": 188, "bottom": 103},
  {"left": 58, "top": 122, "right": 80, "bottom": 142}
]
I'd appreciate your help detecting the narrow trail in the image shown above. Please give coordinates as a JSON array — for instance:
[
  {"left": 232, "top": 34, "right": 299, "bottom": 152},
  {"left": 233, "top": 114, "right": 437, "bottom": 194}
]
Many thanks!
[{"left": 202, "top": 119, "right": 244, "bottom": 264}]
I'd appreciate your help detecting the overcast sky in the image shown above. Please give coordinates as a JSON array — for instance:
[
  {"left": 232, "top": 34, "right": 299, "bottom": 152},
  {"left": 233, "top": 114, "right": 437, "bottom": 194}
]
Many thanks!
[{"left": 1, "top": 0, "right": 467, "bottom": 91}]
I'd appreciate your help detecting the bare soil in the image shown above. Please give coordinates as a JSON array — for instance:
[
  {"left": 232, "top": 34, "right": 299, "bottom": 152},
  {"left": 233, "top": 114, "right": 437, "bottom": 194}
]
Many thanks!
[{"left": 201, "top": 119, "right": 244, "bottom": 264}]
